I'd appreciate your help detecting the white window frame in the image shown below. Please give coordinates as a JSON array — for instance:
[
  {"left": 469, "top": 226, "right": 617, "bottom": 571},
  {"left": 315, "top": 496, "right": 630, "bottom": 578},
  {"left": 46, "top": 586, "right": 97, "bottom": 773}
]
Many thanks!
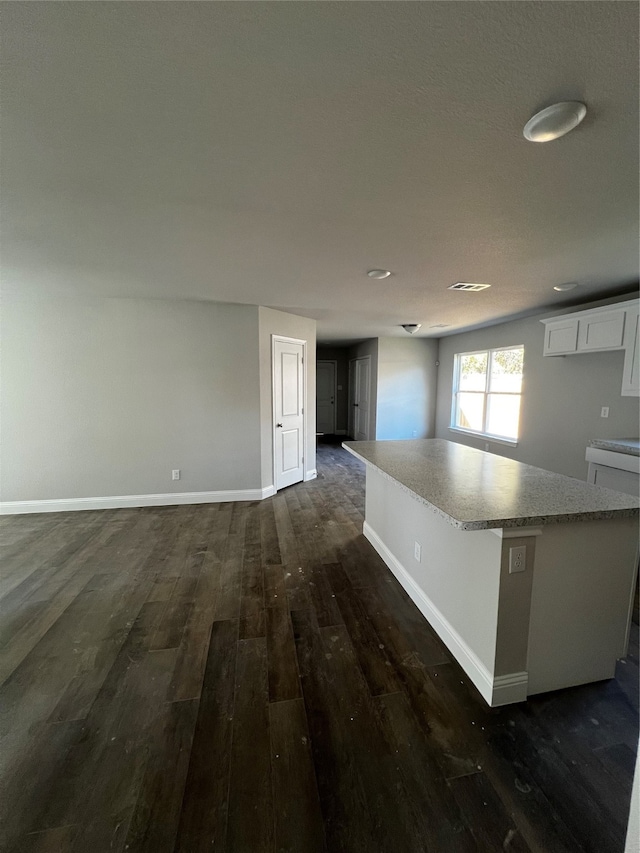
[{"left": 449, "top": 345, "right": 524, "bottom": 446}]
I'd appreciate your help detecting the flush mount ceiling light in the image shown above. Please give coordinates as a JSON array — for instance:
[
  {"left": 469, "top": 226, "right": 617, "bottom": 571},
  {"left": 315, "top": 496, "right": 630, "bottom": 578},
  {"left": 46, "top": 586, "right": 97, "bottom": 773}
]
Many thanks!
[
  {"left": 523, "top": 102, "right": 587, "bottom": 143},
  {"left": 448, "top": 282, "right": 492, "bottom": 292},
  {"left": 401, "top": 324, "right": 422, "bottom": 334},
  {"left": 367, "top": 269, "right": 392, "bottom": 279},
  {"left": 553, "top": 282, "right": 579, "bottom": 292}
]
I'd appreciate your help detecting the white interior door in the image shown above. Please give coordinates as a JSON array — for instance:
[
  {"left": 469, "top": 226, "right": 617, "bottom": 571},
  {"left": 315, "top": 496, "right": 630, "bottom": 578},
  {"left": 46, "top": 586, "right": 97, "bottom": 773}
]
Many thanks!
[
  {"left": 273, "top": 337, "right": 305, "bottom": 490},
  {"left": 316, "top": 361, "right": 336, "bottom": 434},
  {"left": 354, "top": 356, "right": 371, "bottom": 441}
]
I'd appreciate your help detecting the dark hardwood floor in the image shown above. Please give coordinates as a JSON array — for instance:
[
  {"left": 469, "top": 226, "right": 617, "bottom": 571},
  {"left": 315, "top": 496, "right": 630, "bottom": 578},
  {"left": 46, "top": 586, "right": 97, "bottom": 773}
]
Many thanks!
[{"left": 1, "top": 439, "right": 638, "bottom": 853}]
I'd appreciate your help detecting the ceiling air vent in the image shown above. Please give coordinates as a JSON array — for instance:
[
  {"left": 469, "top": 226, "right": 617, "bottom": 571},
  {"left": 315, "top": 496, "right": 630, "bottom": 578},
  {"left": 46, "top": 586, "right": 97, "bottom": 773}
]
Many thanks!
[{"left": 448, "top": 282, "right": 492, "bottom": 292}]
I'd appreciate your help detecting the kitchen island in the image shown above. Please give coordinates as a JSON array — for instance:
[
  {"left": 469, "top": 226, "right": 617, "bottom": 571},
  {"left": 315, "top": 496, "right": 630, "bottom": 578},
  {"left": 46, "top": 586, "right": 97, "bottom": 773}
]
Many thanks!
[{"left": 343, "top": 439, "right": 640, "bottom": 706}]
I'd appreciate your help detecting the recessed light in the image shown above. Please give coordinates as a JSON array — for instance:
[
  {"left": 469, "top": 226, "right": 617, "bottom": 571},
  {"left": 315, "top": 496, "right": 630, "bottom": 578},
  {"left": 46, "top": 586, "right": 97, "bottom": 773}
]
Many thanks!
[
  {"left": 367, "top": 269, "right": 392, "bottom": 279},
  {"left": 553, "top": 282, "right": 579, "bottom": 292},
  {"left": 401, "top": 324, "right": 422, "bottom": 334},
  {"left": 448, "top": 282, "right": 491, "bottom": 292},
  {"left": 523, "top": 102, "right": 587, "bottom": 143}
]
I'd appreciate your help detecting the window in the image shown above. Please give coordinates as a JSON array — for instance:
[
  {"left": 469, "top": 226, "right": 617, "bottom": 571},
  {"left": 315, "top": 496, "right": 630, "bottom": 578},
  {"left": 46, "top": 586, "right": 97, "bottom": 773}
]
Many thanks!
[{"left": 450, "top": 346, "right": 524, "bottom": 443}]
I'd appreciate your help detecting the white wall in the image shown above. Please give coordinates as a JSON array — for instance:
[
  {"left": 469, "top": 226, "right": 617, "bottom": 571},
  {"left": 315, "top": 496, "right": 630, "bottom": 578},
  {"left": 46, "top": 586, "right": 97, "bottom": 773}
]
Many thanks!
[
  {"left": 1, "top": 295, "right": 268, "bottom": 506},
  {"left": 376, "top": 337, "right": 438, "bottom": 440},
  {"left": 258, "top": 307, "right": 316, "bottom": 488},
  {"left": 435, "top": 296, "right": 640, "bottom": 479}
]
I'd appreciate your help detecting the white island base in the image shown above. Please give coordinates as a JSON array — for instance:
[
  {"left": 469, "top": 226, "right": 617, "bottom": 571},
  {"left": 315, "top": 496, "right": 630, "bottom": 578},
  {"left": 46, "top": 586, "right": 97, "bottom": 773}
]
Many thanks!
[{"left": 361, "top": 463, "right": 638, "bottom": 707}]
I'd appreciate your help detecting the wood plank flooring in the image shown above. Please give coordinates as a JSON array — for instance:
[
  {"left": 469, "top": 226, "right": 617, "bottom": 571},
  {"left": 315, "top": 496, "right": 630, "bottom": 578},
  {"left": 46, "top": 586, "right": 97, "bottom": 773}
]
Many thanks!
[{"left": 1, "top": 438, "right": 638, "bottom": 853}]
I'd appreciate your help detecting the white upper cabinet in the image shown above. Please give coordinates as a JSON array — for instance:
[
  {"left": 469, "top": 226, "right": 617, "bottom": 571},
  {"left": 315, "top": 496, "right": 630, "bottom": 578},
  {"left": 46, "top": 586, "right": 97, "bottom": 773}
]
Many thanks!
[
  {"left": 541, "top": 299, "right": 639, "bottom": 395},
  {"left": 576, "top": 309, "right": 625, "bottom": 351},
  {"left": 621, "top": 303, "right": 639, "bottom": 396},
  {"left": 543, "top": 318, "right": 579, "bottom": 355}
]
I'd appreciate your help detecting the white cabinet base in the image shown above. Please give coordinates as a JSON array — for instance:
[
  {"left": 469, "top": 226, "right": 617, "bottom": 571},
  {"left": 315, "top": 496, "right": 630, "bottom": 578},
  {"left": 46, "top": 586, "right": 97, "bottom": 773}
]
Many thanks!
[
  {"left": 588, "top": 463, "right": 639, "bottom": 497},
  {"left": 586, "top": 446, "right": 640, "bottom": 498}
]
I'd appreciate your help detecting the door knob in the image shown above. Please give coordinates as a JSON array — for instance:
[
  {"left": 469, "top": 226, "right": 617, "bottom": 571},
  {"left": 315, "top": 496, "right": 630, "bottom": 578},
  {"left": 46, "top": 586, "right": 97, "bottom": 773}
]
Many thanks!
[
  {"left": 276, "top": 423, "right": 283, "bottom": 428},
  {"left": 353, "top": 403, "right": 359, "bottom": 407}
]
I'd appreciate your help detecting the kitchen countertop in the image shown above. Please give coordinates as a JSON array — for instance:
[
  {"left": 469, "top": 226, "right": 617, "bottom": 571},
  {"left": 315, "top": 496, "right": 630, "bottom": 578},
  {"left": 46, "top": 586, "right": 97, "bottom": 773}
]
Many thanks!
[
  {"left": 343, "top": 439, "right": 640, "bottom": 531},
  {"left": 588, "top": 438, "right": 640, "bottom": 456}
]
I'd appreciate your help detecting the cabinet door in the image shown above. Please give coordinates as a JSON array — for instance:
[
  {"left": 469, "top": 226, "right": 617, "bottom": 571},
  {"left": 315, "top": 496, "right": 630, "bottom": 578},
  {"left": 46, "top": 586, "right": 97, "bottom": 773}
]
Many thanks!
[
  {"left": 577, "top": 309, "right": 625, "bottom": 351},
  {"left": 591, "top": 463, "right": 639, "bottom": 498},
  {"left": 621, "top": 306, "right": 639, "bottom": 396},
  {"left": 543, "top": 319, "right": 579, "bottom": 355}
]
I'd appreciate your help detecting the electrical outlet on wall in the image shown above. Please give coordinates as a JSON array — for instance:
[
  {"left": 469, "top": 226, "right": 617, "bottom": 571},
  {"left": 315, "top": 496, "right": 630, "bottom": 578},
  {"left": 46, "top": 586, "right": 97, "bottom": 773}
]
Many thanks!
[
  {"left": 600, "top": 407, "right": 609, "bottom": 418},
  {"left": 172, "top": 469, "right": 181, "bottom": 481},
  {"left": 509, "top": 545, "right": 526, "bottom": 573},
  {"left": 414, "top": 541, "right": 422, "bottom": 562}
]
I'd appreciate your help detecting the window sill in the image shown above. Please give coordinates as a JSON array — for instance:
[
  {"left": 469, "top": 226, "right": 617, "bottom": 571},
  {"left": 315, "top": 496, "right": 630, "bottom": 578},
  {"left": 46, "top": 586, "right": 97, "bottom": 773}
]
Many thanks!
[{"left": 448, "top": 427, "right": 518, "bottom": 448}]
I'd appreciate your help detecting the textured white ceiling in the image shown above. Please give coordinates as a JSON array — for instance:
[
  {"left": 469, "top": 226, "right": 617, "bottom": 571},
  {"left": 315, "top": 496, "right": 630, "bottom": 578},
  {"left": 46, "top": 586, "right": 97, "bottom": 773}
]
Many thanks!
[{"left": 2, "top": 2, "right": 638, "bottom": 343}]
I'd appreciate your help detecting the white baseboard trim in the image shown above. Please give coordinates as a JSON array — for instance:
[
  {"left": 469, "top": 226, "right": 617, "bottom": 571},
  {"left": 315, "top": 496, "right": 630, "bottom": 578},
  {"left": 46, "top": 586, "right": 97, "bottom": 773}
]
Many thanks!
[
  {"left": 304, "top": 469, "right": 317, "bottom": 481},
  {"left": 363, "top": 521, "right": 528, "bottom": 706},
  {"left": 491, "top": 671, "right": 529, "bottom": 706},
  {"left": 0, "top": 486, "right": 275, "bottom": 515}
]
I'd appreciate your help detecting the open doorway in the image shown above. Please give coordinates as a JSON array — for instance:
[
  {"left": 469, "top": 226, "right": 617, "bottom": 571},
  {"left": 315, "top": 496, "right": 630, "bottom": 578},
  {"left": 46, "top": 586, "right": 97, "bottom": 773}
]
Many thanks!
[
  {"left": 316, "top": 360, "right": 337, "bottom": 435},
  {"left": 316, "top": 345, "right": 350, "bottom": 436}
]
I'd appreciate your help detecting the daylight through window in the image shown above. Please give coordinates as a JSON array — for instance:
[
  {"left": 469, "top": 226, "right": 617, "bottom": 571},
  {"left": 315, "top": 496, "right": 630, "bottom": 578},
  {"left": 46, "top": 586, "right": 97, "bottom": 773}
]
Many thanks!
[{"left": 451, "top": 346, "right": 524, "bottom": 442}]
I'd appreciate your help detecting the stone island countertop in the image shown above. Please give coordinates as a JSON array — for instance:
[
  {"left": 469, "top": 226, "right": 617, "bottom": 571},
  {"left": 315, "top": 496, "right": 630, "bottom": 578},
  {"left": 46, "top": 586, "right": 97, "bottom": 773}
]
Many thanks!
[
  {"left": 588, "top": 438, "right": 640, "bottom": 456},
  {"left": 343, "top": 439, "right": 640, "bottom": 531}
]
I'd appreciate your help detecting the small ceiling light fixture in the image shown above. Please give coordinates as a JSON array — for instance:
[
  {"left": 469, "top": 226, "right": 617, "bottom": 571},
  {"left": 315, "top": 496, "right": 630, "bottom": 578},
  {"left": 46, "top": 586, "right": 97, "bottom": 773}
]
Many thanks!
[
  {"left": 523, "top": 101, "right": 587, "bottom": 143},
  {"left": 401, "top": 324, "right": 422, "bottom": 334},
  {"left": 553, "top": 282, "right": 579, "bottom": 292},
  {"left": 448, "top": 282, "right": 492, "bottom": 292},
  {"left": 367, "top": 269, "right": 392, "bottom": 279}
]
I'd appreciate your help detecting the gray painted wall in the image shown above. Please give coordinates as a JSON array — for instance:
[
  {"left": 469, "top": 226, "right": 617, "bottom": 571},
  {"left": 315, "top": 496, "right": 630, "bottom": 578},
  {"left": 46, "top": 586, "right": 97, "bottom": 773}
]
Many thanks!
[
  {"left": 348, "top": 338, "right": 379, "bottom": 440},
  {"left": 1, "top": 295, "right": 263, "bottom": 501},
  {"left": 435, "top": 297, "right": 640, "bottom": 480},
  {"left": 316, "top": 346, "right": 350, "bottom": 433},
  {"left": 258, "top": 307, "right": 317, "bottom": 488},
  {"left": 376, "top": 338, "right": 439, "bottom": 440}
]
